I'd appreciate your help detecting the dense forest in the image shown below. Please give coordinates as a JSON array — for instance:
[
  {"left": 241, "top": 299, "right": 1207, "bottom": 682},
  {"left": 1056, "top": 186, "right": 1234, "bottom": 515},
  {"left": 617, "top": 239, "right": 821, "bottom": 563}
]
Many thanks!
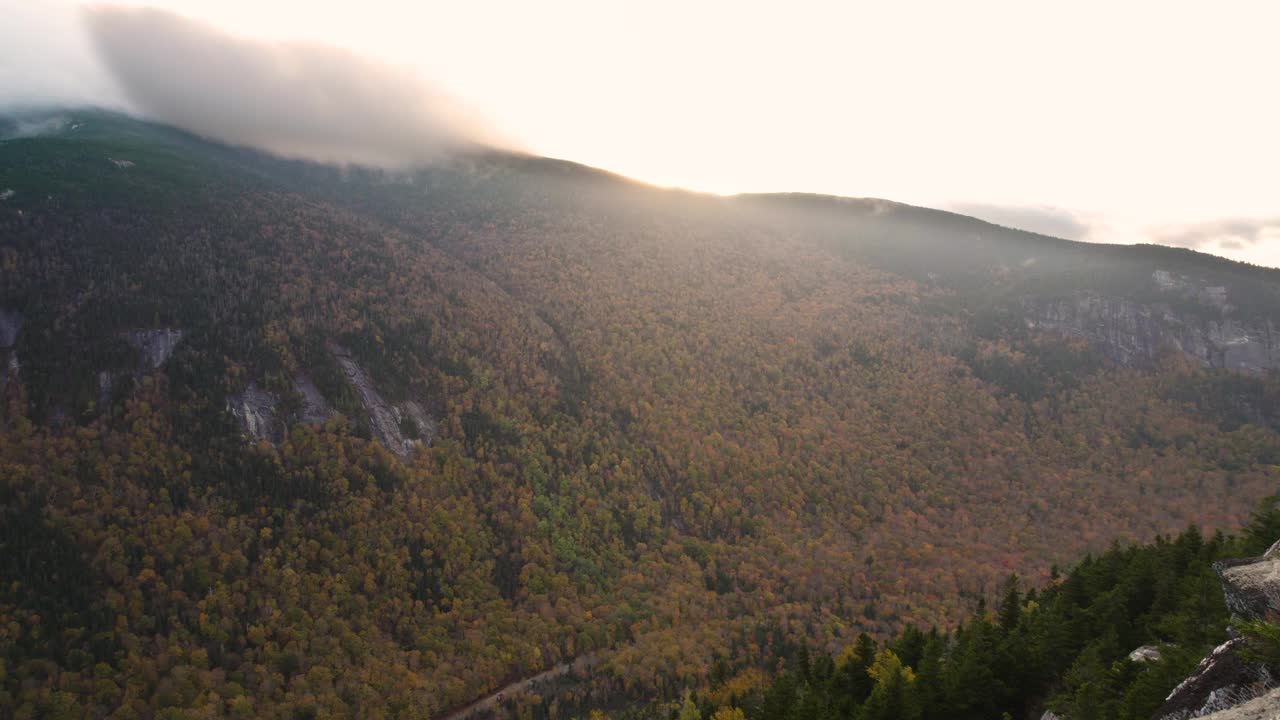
[
  {"left": 679, "top": 499, "right": 1280, "bottom": 720},
  {"left": 1, "top": 110, "right": 1279, "bottom": 718}
]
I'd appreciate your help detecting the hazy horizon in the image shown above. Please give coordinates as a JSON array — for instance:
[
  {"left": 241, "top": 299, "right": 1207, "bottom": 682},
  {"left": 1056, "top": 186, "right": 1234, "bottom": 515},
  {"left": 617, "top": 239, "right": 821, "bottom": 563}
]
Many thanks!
[{"left": 2, "top": 0, "right": 1278, "bottom": 267}]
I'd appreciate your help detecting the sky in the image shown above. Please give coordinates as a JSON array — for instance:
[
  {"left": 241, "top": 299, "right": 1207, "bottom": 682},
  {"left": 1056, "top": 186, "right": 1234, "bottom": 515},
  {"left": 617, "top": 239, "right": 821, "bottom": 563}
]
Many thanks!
[{"left": 3, "top": 1, "right": 1279, "bottom": 267}]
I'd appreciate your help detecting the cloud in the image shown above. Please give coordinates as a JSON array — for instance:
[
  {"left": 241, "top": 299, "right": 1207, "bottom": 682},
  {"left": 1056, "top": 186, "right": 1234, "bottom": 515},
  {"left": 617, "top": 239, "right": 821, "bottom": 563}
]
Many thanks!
[
  {"left": 0, "top": 115, "right": 74, "bottom": 141},
  {"left": 0, "top": 0, "right": 121, "bottom": 109},
  {"left": 946, "top": 202, "right": 1091, "bottom": 241},
  {"left": 82, "top": 6, "right": 509, "bottom": 166},
  {"left": 1152, "top": 217, "right": 1280, "bottom": 250}
]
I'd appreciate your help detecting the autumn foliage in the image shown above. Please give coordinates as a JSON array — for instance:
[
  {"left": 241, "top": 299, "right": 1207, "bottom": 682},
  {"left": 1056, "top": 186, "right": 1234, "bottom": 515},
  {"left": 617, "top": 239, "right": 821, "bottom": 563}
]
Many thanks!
[{"left": 0, "top": 113, "right": 1277, "bottom": 717}]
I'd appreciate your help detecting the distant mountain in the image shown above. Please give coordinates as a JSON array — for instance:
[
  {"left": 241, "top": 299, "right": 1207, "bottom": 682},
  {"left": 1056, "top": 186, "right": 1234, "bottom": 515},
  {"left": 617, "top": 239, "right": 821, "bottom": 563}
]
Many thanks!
[{"left": 1, "top": 108, "right": 1278, "bottom": 718}]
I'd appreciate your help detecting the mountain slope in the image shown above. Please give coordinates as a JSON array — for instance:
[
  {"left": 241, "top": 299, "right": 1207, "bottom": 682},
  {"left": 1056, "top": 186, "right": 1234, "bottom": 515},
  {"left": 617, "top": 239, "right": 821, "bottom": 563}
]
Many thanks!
[
  {"left": 702, "top": 500, "right": 1280, "bottom": 720},
  {"left": 1, "top": 109, "right": 1278, "bottom": 717}
]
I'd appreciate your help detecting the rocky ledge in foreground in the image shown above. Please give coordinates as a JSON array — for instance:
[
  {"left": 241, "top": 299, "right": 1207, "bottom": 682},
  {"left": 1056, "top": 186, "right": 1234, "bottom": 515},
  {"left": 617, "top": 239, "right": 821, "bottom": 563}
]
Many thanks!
[
  {"left": 1154, "top": 544, "right": 1280, "bottom": 720},
  {"left": 1196, "top": 688, "right": 1280, "bottom": 720}
]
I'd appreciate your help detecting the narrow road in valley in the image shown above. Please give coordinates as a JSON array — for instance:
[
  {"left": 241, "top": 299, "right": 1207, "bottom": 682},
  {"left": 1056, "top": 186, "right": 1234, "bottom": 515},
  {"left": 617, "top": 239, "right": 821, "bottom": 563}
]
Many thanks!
[{"left": 437, "top": 654, "right": 598, "bottom": 720}]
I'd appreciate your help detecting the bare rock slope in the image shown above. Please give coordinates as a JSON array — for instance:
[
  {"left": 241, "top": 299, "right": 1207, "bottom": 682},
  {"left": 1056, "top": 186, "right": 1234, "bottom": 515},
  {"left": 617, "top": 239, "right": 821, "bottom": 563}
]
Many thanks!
[
  {"left": 330, "top": 344, "right": 436, "bottom": 458},
  {"left": 1023, "top": 271, "right": 1279, "bottom": 374}
]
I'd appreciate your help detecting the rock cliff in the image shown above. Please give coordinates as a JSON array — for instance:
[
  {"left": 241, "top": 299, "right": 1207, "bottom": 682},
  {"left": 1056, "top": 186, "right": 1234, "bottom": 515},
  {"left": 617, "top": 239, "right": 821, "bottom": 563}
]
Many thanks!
[
  {"left": 125, "top": 328, "right": 184, "bottom": 371},
  {"left": 224, "top": 361, "right": 436, "bottom": 455},
  {"left": 1021, "top": 270, "right": 1279, "bottom": 373},
  {"left": 294, "top": 374, "right": 334, "bottom": 426},
  {"left": 227, "top": 382, "right": 280, "bottom": 444},
  {"left": 1218, "top": 549, "right": 1280, "bottom": 622},
  {"left": 330, "top": 344, "right": 436, "bottom": 458},
  {"left": 1155, "top": 546, "right": 1280, "bottom": 720}
]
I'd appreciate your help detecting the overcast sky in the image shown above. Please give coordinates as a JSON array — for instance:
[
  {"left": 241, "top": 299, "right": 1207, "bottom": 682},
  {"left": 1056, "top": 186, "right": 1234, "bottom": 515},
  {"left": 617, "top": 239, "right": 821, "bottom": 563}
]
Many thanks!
[{"left": 3, "top": 0, "right": 1279, "bottom": 267}]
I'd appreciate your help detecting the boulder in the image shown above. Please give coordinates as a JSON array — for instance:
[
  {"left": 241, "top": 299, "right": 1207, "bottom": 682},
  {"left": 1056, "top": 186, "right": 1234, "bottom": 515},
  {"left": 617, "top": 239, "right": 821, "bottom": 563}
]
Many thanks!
[
  {"left": 1216, "top": 554, "right": 1280, "bottom": 624},
  {"left": 1130, "top": 645, "right": 1164, "bottom": 663}
]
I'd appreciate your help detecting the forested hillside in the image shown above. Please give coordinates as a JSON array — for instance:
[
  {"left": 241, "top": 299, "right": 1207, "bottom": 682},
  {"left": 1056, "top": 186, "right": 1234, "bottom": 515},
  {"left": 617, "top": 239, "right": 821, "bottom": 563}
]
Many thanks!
[
  {"left": 691, "top": 499, "right": 1280, "bottom": 720},
  {"left": 1, "top": 110, "right": 1278, "bottom": 718}
]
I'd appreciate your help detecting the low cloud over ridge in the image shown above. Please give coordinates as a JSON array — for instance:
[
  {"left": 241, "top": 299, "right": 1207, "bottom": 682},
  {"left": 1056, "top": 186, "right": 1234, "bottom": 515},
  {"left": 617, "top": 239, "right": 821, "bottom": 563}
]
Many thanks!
[
  {"left": 1154, "top": 217, "right": 1280, "bottom": 252},
  {"left": 84, "top": 6, "right": 508, "bottom": 166},
  {"left": 947, "top": 203, "right": 1092, "bottom": 241}
]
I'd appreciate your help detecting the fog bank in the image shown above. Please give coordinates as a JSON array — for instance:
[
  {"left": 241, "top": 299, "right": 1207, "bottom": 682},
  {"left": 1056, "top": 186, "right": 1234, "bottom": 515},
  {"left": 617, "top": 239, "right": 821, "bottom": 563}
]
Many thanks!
[{"left": 84, "top": 6, "right": 508, "bottom": 166}]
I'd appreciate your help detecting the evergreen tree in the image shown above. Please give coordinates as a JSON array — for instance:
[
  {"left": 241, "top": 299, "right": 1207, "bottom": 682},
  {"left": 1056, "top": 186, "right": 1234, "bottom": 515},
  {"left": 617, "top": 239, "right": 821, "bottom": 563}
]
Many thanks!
[{"left": 728, "top": 520, "right": 1274, "bottom": 720}]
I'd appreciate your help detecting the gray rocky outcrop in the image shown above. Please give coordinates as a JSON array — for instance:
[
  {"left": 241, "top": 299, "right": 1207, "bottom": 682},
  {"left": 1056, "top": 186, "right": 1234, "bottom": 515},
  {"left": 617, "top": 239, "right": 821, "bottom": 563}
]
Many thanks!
[
  {"left": 398, "top": 400, "right": 438, "bottom": 444},
  {"left": 220, "top": 356, "right": 435, "bottom": 455},
  {"left": 294, "top": 374, "right": 334, "bottom": 426},
  {"left": 227, "top": 382, "right": 280, "bottom": 444},
  {"left": 1157, "top": 639, "right": 1277, "bottom": 720},
  {"left": 1023, "top": 295, "right": 1278, "bottom": 373},
  {"left": 1130, "top": 645, "right": 1164, "bottom": 663},
  {"left": 1021, "top": 270, "right": 1279, "bottom": 374},
  {"left": 1195, "top": 688, "right": 1280, "bottom": 720},
  {"left": 0, "top": 309, "right": 19, "bottom": 385},
  {"left": 329, "top": 344, "right": 436, "bottom": 458},
  {"left": 1155, "top": 545, "right": 1280, "bottom": 720},
  {"left": 97, "top": 370, "right": 115, "bottom": 410},
  {"left": 0, "top": 309, "right": 20, "bottom": 348},
  {"left": 1217, "top": 553, "right": 1280, "bottom": 623},
  {"left": 66, "top": 327, "right": 185, "bottom": 412},
  {"left": 126, "top": 329, "right": 184, "bottom": 370}
]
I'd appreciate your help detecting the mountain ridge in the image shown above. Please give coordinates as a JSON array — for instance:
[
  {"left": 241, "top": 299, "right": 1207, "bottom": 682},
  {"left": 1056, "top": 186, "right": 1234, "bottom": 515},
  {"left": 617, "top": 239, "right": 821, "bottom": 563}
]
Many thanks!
[{"left": 1, "top": 107, "right": 1278, "bottom": 718}]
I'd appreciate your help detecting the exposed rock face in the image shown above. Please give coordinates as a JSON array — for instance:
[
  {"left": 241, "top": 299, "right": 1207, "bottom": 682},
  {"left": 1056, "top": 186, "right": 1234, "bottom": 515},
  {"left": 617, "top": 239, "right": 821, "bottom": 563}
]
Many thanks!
[
  {"left": 97, "top": 370, "right": 116, "bottom": 410},
  {"left": 1021, "top": 271, "right": 1279, "bottom": 374},
  {"left": 126, "top": 329, "right": 184, "bottom": 370},
  {"left": 0, "top": 310, "right": 20, "bottom": 385},
  {"left": 329, "top": 344, "right": 436, "bottom": 458},
  {"left": 1156, "top": 545, "right": 1280, "bottom": 720},
  {"left": 398, "top": 400, "right": 438, "bottom": 444},
  {"left": 1196, "top": 688, "right": 1280, "bottom": 720},
  {"left": 1158, "top": 639, "right": 1277, "bottom": 720},
  {"left": 227, "top": 382, "right": 280, "bottom": 443},
  {"left": 1218, "top": 555, "right": 1280, "bottom": 622},
  {"left": 221, "top": 361, "right": 434, "bottom": 454},
  {"left": 1130, "top": 645, "right": 1164, "bottom": 663},
  {"left": 0, "top": 309, "right": 20, "bottom": 348},
  {"left": 1023, "top": 295, "right": 1278, "bottom": 373},
  {"left": 294, "top": 374, "right": 334, "bottom": 426}
]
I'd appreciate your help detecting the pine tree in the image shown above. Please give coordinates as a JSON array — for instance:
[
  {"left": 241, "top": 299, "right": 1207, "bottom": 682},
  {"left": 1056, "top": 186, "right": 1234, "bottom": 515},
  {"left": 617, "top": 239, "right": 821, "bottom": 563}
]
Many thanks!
[{"left": 997, "top": 575, "right": 1022, "bottom": 632}]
